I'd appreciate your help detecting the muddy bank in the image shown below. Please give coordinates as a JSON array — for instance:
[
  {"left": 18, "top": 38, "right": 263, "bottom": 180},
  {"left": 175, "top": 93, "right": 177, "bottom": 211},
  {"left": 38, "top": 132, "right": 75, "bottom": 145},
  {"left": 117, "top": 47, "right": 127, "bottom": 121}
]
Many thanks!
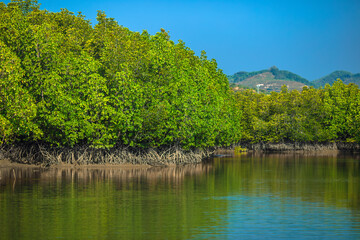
[
  {"left": 239, "top": 142, "right": 360, "bottom": 151},
  {"left": 1, "top": 141, "right": 358, "bottom": 167},
  {"left": 0, "top": 143, "right": 213, "bottom": 167}
]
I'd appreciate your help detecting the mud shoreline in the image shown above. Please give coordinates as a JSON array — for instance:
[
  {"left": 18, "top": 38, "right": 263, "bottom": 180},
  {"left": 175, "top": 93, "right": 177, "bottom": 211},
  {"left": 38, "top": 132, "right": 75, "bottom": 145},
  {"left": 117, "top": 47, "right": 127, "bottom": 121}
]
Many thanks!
[
  {"left": 240, "top": 141, "right": 360, "bottom": 151},
  {"left": 0, "top": 143, "right": 212, "bottom": 168},
  {"left": 0, "top": 141, "right": 359, "bottom": 168}
]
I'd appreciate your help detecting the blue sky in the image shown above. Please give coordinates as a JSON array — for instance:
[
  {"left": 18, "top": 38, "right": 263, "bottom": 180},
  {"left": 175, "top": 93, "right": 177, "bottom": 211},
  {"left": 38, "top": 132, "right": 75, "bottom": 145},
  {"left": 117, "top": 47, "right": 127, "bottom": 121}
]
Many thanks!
[{"left": 5, "top": 0, "right": 360, "bottom": 80}]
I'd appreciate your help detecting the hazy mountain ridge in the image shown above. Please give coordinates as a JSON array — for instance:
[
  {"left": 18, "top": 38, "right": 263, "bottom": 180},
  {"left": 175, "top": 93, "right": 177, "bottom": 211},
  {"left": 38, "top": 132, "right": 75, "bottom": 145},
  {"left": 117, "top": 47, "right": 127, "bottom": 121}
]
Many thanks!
[
  {"left": 228, "top": 66, "right": 313, "bottom": 92},
  {"left": 229, "top": 67, "right": 360, "bottom": 92},
  {"left": 312, "top": 71, "right": 360, "bottom": 87}
]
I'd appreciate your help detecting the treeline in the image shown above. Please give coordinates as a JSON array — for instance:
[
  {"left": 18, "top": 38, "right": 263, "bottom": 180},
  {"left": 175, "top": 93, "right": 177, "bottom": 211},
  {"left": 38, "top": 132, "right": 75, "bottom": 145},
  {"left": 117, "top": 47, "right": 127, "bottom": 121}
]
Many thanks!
[
  {"left": 1, "top": 1, "right": 359, "bottom": 156},
  {"left": 269, "top": 66, "right": 310, "bottom": 85},
  {"left": 228, "top": 70, "right": 268, "bottom": 83},
  {"left": 236, "top": 81, "right": 360, "bottom": 144},
  {"left": 0, "top": 0, "right": 241, "bottom": 150},
  {"left": 313, "top": 70, "right": 360, "bottom": 87}
]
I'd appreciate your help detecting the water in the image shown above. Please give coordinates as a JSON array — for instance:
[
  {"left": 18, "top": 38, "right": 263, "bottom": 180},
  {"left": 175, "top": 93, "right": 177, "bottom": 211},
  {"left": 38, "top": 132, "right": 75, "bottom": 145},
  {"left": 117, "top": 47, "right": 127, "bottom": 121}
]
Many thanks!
[{"left": 1, "top": 152, "right": 360, "bottom": 239}]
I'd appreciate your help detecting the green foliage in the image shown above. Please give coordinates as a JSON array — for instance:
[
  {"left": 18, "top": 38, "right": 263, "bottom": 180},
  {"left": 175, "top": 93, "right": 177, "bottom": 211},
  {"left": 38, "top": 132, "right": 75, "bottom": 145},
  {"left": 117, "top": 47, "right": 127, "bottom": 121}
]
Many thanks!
[
  {"left": 0, "top": 40, "right": 40, "bottom": 144},
  {"left": 0, "top": 1, "right": 241, "bottom": 149},
  {"left": 7, "top": 0, "right": 40, "bottom": 14},
  {"left": 234, "top": 146, "right": 247, "bottom": 154},
  {"left": 228, "top": 70, "right": 268, "bottom": 83},
  {"left": 1, "top": 0, "right": 359, "bottom": 151},
  {"left": 269, "top": 66, "right": 310, "bottom": 85},
  {"left": 236, "top": 80, "right": 360, "bottom": 143}
]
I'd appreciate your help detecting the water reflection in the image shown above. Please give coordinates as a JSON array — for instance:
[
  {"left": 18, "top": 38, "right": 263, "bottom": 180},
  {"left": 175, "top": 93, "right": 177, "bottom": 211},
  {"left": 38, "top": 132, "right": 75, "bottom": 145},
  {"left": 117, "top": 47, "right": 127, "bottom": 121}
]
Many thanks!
[
  {"left": 0, "top": 163, "right": 212, "bottom": 188},
  {"left": 0, "top": 152, "right": 359, "bottom": 239},
  {"left": 212, "top": 152, "right": 360, "bottom": 210}
]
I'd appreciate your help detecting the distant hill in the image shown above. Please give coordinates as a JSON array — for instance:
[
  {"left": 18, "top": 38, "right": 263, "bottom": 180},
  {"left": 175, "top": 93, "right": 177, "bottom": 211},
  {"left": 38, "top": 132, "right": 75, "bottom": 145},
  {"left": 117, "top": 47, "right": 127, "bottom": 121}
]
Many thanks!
[
  {"left": 228, "top": 66, "right": 314, "bottom": 92},
  {"left": 312, "top": 71, "right": 360, "bottom": 87}
]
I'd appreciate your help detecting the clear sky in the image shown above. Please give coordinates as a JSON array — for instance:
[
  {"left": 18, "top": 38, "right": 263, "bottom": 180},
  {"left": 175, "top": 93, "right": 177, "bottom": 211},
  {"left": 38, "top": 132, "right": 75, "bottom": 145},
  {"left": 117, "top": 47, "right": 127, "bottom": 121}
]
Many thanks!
[{"left": 5, "top": 0, "right": 360, "bottom": 80}]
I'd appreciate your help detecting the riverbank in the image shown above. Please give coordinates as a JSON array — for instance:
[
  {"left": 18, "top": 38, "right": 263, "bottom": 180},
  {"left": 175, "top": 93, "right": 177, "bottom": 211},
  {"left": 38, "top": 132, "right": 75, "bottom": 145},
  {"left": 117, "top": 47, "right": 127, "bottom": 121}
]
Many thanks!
[
  {"left": 0, "top": 143, "right": 212, "bottom": 167},
  {"left": 1, "top": 141, "right": 359, "bottom": 168},
  {"left": 239, "top": 142, "right": 360, "bottom": 151}
]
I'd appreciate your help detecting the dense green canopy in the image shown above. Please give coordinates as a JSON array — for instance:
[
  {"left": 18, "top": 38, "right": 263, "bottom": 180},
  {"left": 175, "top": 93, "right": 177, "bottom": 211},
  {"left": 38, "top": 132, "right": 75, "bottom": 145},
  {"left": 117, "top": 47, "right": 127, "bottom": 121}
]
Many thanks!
[
  {"left": 236, "top": 81, "right": 360, "bottom": 143},
  {"left": 0, "top": 0, "right": 241, "bottom": 149},
  {"left": 1, "top": 0, "right": 359, "bottom": 152}
]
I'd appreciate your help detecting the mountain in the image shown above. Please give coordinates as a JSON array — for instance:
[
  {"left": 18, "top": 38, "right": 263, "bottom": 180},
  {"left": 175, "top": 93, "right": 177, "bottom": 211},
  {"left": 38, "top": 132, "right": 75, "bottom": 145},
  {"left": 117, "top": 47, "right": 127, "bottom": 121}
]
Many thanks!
[
  {"left": 228, "top": 66, "right": 314, "bottom": 92},
  {"left": 312, "top": 71, "right": 360, "bottom": 87}
]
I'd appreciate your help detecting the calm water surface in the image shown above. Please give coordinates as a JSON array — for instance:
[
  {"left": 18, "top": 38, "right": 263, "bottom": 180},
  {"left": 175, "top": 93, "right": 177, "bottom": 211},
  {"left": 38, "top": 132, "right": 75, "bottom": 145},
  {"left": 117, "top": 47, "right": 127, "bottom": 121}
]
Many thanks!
[{"left": 1, "top": 152, "right": 360, "bottom": 239}]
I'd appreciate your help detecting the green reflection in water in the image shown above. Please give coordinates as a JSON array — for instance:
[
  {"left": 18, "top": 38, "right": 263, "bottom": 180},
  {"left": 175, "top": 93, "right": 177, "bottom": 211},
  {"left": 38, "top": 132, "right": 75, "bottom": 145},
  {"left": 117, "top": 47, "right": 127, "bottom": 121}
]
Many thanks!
[
  {"left": 214, "top": 152, "right": 360, "bottom": 210},
  {"left": 0, "top": 164, "right": 226, "bottom": 240},
  {"left": 0, "top": 152, "right": 359, "bottom": 239}
]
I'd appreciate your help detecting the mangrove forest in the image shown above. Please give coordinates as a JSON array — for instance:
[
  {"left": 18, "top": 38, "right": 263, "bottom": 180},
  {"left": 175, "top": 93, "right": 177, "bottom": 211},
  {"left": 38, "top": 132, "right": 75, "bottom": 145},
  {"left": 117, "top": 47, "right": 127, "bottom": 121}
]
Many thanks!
[{"left": 0, "top": 0, "right": 359, "bottom": 164}]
